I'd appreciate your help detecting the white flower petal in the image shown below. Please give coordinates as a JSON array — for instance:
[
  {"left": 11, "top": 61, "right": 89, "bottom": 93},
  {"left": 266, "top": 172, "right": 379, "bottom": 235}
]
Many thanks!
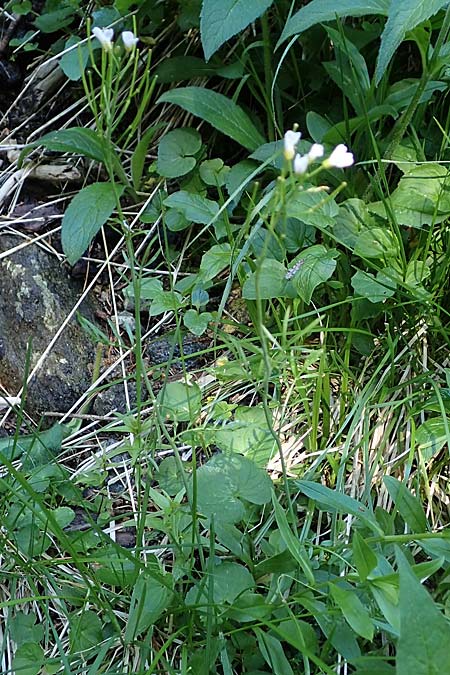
[
  {"left": 92, "top": 26, "right": 114, "bottom": 50},
  {"left": 326, "top": 144, "right": 354, "bottom": 168},
  {"left": 293, "top": 153, "right": 309, "bottom": 175},
  {"left": 122, "top": 30, "right": 138, "bottom": 50},
  {"left": 284, "top": 129, "right": 301, "bottom": 160},
  {"left": 308, "top": 143, "right": 324, "bottom": 160}
]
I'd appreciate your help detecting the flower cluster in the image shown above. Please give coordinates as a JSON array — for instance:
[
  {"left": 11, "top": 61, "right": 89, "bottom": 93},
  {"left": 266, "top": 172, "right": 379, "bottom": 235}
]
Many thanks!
[
  {"left": 284, "top": 129, "right": 354, "bottom": 174},
  {"left": 92, "top": 27, "right": 139, "bottom": 51}
]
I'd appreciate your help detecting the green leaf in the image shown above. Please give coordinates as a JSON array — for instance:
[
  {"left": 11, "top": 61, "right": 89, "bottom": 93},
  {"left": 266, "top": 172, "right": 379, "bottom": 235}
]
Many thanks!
[
  {"left": 163, "top": 190, "right": 219, "bottom": 224},
  {"left": 375, "top": 0, "right": 449, "bottom": 84},
  {"left": 200, "top": 0, "right": 274, "bottom": 60},
  {"left": 157, "top": 381, "right": 202, "bottom": 422},
  {"left": 51, "top": 506, "right": 75, "bottom": 531},
  {"left": 28, "top": 127, "right": 106, "bottom": 163},
  {"left": 242, "top": 259, "right": 287, "bottom": 300},
  {"left": 353, "top": 531, "right": 378, "bottom": 582},
  {"left": 199, "top": 158, "right": 230, "bottom": 187},
  {"left": 296, "top": 480, "right": 383, "bottom": 535},
  {"left": 396, "top": 547, "right": 450, "bottom": 674},
  {"left": 285, "top": 188, "right": 339, "bottom": 228},
  {"left": 330, "top": 583, "right": 374, "bottom": 640},
  {"left": 369, "top": 163, "right": 450, "bottom": 227},
  {"left": 192, "top": 452, "right": 271, "bottom": 524},
  {"left": 290, "top": 245, "right": 338, "bottom": 304},
  {"left": 124, "top": 571, "right": 172, "bottom": 642},
  {"left": 186, "top": 561, "right": 254, "bottom": 607},
  {"left": 383, "top": 476, "right": 428, "bottom": 532},
  {"left": 9, "top": 612, "right": 44, "bottom": 648},
  {"left": 353, "top": 227, "right": 399, "bottom": 259},
  {"left": 351, "top": 269, "right": 397, "bottom": 303},
  {"left": 34, "top": 7, "right": 75, "bottom": 32},
  {"left": 62, "top": 182, "right": 123, "bottom": 265},
  {"left": 12, "top": 643, "right": 44, "bottom": 675},
  {"left": 59, "top": 36, "right": 90, "bottom": 81},
  {"left": 416, "top": 416, "right": 450, "bottom": 460},
  {"left": 255, "top": 629, "right": 295, "bottom": 675},
  {"left": 158, "top": 87, "right": 265, "bottom": 151},
  {"left": 214, "top": 420, "right": 277, "bottom": 465},
  {"left": 278, "top": 0, "right": 389, "bottom": 46},
  {"left": 69, "top": 611, "right": 103, "bottom": 652},
  {"left": 0, "top": 423, "right": 71, "bottom": 468},
  {"left": 200, "top": 243, "right": 232, "bottom": 279},
  {"left": 157, "top": 128, "right": 202, "bottom": 178},
  {"left": 183, "top": 309, "right": 212, "bottom": 336}
]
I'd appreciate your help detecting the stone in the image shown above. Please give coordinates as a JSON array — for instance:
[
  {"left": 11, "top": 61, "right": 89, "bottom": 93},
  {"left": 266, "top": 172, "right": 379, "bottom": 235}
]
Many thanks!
[{"left": 0, "top": 234, "right": 98, "bottom": 422}]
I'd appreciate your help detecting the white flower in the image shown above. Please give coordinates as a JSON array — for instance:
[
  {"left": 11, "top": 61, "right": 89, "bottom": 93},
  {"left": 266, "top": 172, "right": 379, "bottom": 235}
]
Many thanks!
[
  {"left": 325, "top": 144, "right": 354, "bottom": 168},
  {"left": 284, "top": 129, "right": 301, "bottom": 160},
  {"left": 92, "top": 26, "right": 114, "bottom": 50},
  {"left": 308, "top": 143, "right": 324, "bottom": 161},
  {"left": 122, "top": 30, "right": 138, "bottom": 51},
  {"left": 293, "top": 153, "right": 309, "bottom": 175}
]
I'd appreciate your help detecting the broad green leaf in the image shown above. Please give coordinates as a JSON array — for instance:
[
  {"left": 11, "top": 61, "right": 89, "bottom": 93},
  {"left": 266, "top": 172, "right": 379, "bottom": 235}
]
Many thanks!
[
  {"left": 186, "top": 561, "right": 254, "bottom": 607},
  {"left": 62, "top": 182, "right": 123, "bottom": 265},
  {"left": 157, "top": 381, "right": 202, "bottom": 422},
  {"left": 369, "top": 163, "right": 450, "bottom": 227},
  {"left": 193, "top": 463, "right": 245, "bottom": 523},
  {"left": 69, "top": 610, "right": 103, "bottom": 652},
  {"left": 183, "top": 309, "right": 212, "bottom": 336},
  {"left": 226, "top": 591, "right": 272, "bottom": 622},
  {"left": 396, "top": 547, "right": 450, "bottom": 674},
  {"left": 296, "top": 480, "right": 383, "bottom": 535},
  {"left": 200, "top": 243, "right": 232, "bottom": 279},
  {"left": 0, "top": 423, "right": 71, "bottom": 468},
  {"left": 59, "top": 36, "right": 90, "bottom": 81},
  {"left": 199, "top": 158, "right": 230, "bottom": 187},
  {"left": 290, "top": 245, "right": 338, "bottom": 304},
  {"left": 242, "top": 259, "right": 287, "bottom": 300},
  {"left": 330, "top": 583, "right": 374, "bottom": 640},
  {"left": 351, "top": 269, "right": 397, "bottom": 303},
  {"left": 51, "top": 506, "right": 75, "bottom": 531},
  {"left": 278, "top": 0, "right": 389, "bottom": 46},
  {"left": 384, "top": 79, "right": 447, "bottom": 113},
  {"left": 200, "top": 0, "right": 274, "bottom": 60},
  {"left": 157, "top": 128, "right": 202, "bottom": 178},
  {"left": 124, "top": 571, "right": 172, "bottom": 642},
  {"left": 416, "top": 416, "right": 450, "bottom": 460},
  {"left": 256, "top": 629, "right": 295, "bottom": 675},
  {"left": 333, "top": 199, "right": 374, "bottom": 249},
  {"left": 192, "top": 452, "right": 271, "bottom": 523},
  {"left": 214, "top": 420, "right": 277, "bottom": 465},
  {"left": 163, "top": 190, "right": 219, "bottom": 224},
  {"left": 9, "top": 612, "right": 44, "bottom": 648},
  {"left": 34, "top": 7, "right": 75, "bottom": 32},
  {"left": 383, "top": 476, "right": 428, "bottom": 533},
  {"left": 352, "top": 531, "right": 378, "bottom": 582},
  {"left": 209, "top": 452, "right": 273, "bottom": 504},
  {"left": 353, "top": 227, "right": 399, "bottom": 259},
  {"left": 28, "top": 127, "right": 106, "bottom": 163},
  {"left": 94, "top": 552, "right": 138, "bottom": 588},
  {"left": 158, "top": 87, "right": 265, "bottom": 151},
  {"left": 285, "top": 188, "right": 339, "bottom": 228},
  {"left": 12, "top": 643, "right": 44, "bottom": 675},
  {"left": 375, "top": 0, "right": 449, "bottom": 84},
  {"left": 299, "top": 597, "right": 361, "bottom": 660}
]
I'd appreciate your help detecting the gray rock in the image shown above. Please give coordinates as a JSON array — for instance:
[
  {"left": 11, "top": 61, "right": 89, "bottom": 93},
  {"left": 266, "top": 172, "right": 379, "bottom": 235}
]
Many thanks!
[{"left": 0, "top": 234, "right": 97, "bottom": 421}]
